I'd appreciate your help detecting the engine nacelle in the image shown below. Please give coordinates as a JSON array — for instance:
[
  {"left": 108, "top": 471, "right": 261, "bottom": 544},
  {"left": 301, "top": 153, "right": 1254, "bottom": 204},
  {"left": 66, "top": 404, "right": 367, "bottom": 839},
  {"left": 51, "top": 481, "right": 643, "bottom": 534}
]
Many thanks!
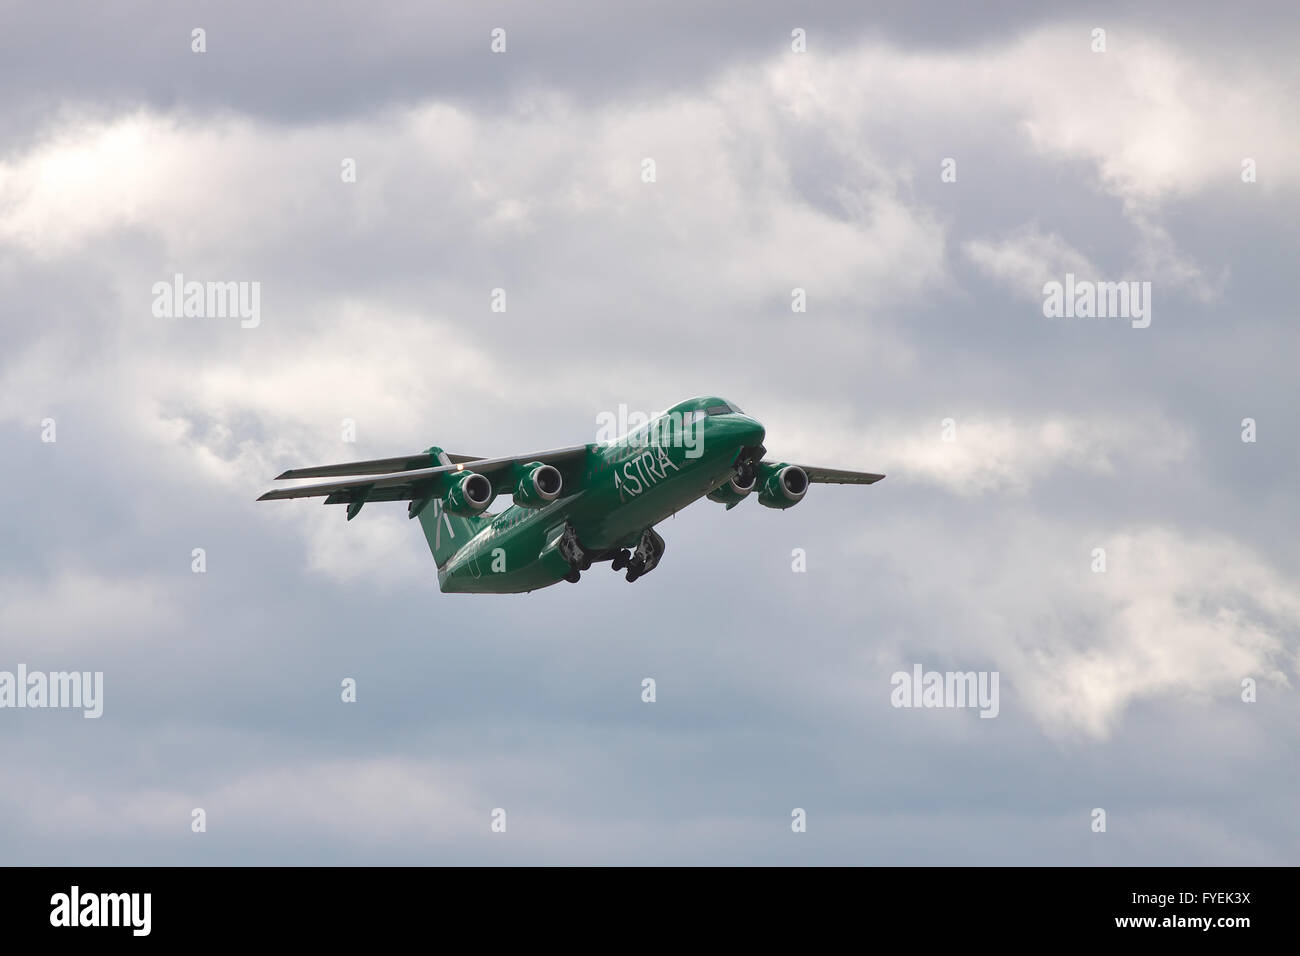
[
  {"left": 757, "top": 463, "right": 808, "bottom": 509},
  {"left": 513, "top": 462, "right": 563, "bottom": 508},
  {"left": 707, "top": 472, "right": 756, "bottom": 509},
  {"left": 444, "top": 470, "right": 494, "bottom": 516}
]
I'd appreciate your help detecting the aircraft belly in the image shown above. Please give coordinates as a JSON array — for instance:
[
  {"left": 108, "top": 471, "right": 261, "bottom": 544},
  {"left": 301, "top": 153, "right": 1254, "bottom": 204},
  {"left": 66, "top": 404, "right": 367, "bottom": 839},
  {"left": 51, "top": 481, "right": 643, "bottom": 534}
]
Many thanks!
[
  {"left": 584, "top": 458, "right": 734, "bottom": 546},
  {"left": 439, "top": 511, "right": 569, "bottom": 593}
]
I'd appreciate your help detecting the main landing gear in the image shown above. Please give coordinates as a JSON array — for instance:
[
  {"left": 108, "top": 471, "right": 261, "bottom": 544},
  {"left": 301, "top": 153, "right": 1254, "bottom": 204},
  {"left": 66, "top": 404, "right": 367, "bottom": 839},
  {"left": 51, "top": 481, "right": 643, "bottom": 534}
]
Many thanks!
[
  {"left": 613, "top": 527, "right": 665, "bottom": 583},
  {"left": 559, "top": 522, "right": 665, "bottom": 584},
  {"left": 559, "top": 521, "right": 589, "bottom": 583}
]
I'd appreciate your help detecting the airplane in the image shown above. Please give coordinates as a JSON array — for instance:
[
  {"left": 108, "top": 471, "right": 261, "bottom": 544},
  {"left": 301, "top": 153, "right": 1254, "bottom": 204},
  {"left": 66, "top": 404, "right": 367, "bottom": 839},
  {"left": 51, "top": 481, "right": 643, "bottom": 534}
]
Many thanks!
[{"left": 258, "top": 396, "right": 884, "bottom": 593}]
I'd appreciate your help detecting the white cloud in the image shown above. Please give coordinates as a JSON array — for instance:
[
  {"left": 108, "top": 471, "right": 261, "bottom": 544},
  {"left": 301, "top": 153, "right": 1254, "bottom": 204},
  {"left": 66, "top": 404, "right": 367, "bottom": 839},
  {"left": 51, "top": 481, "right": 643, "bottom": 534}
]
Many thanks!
[
  {"left": 855, "top": 519, "right": 1300, "bottom": 738},
  {"left": 964, "top": 226, "right": 1099, "bottom": 301},
  {"left": 761, "top": 405, "right": 1194, "bottom": 496},
  {"left": 0, "top": 570, "right": 182, "bottom": 652}
]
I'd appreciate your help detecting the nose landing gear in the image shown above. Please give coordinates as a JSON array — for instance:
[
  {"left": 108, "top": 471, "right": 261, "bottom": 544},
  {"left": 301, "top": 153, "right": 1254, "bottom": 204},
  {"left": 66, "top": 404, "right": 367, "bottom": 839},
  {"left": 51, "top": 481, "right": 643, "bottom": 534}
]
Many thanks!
[{"left": 734, "top": 444, "right": 765, "bottom": 487}]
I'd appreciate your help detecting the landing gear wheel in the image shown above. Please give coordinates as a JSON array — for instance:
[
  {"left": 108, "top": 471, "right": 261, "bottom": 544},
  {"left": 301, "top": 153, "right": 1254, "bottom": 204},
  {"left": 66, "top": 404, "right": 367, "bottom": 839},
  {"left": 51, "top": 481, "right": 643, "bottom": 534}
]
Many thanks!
[
  {"left": 564, "top": 566, "right": 581, "bottom": 583},
  {"left": 625, "top": 557, "right": 645, "bottom": 583},
  {"left": 734, "top": 444, "right": 764, "bottom": 487},
  {"left": 579, "top": 556, "right": 592, "bottom": 571},
  {"left": 610, "top": 549, "right": 631, "bottom": 571},
  {"left": 632, "top": 527, "right": 665, "bottom": 575}
]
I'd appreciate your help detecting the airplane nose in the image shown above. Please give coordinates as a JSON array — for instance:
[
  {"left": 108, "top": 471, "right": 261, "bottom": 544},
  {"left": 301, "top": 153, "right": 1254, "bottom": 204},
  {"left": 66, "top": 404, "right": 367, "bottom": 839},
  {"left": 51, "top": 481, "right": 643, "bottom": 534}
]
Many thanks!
[{"left": 737, "top": 416, "right": 765, "bottom": 449}]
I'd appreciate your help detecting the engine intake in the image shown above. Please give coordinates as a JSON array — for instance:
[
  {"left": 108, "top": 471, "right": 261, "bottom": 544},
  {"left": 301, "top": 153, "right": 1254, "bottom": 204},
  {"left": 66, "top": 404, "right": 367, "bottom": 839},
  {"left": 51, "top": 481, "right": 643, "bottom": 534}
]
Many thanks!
[
  {"left": 444, "top": 470, "right": 494, "bottom": 515},
  {"left": 513, "top": 462, "right": 563, "bottom": 508},
  {"left": 757, "top": 464, "right": 808, "bottom": 509},
  {"left": 707, "top": 472, "right": 756, "bottom": 509}
]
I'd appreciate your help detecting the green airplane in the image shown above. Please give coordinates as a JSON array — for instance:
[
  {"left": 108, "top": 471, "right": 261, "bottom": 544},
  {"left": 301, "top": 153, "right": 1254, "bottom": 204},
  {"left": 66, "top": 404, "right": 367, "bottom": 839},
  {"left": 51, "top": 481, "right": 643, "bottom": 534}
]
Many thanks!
[{"left": 258, "top": 396, "right": 884, "bottom": 593}]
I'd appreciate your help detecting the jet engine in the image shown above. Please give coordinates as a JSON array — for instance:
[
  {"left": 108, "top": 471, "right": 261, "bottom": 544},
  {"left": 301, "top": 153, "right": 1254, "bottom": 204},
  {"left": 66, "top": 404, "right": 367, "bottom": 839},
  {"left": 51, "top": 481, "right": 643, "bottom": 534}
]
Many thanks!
[
  {"left": 513, "top": 462, "right": 563, "bottom": 508},
  {"left": 443, "top": 471, "right": 494, "bottom": 516},
  {"left": 707, "top": 472, "right": 757, "bottom": 509},
  {"left": 757, "top": 463, "right": 808, "bottom": 509}
]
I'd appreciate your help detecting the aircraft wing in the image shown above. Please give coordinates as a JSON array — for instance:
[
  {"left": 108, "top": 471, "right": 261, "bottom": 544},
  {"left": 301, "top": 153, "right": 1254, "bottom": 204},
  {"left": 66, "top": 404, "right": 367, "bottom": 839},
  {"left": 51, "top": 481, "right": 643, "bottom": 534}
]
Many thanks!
[
  {"left": 766, "top": 462, "right": 885, "bottom": 484},
  {"left": 258, "top": 445, "right": 590, "bottom": 510},
  {"left": 275, "top": 452, "right": 485, "bottom": 480}
]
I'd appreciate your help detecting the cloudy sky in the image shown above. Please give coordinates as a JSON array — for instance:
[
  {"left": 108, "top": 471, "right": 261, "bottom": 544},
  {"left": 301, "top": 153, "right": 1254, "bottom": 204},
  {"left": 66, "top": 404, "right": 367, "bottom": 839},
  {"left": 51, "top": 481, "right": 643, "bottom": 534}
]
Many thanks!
[{"left": 1, "top": 0, "right": 1297, "bottom": 864}]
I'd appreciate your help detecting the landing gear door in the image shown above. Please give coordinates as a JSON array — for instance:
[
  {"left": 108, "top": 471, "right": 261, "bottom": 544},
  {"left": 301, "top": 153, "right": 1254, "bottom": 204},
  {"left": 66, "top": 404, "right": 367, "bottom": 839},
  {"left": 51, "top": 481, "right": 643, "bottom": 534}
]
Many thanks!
[{"left": 542, "top": 524, "right": 566, "bottom": 559}]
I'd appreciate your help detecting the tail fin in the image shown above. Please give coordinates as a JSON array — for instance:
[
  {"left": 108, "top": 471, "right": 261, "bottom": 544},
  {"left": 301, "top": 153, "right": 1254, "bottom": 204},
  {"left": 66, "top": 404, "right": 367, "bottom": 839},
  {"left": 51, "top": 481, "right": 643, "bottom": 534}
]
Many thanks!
[{"left": 415, "top": 446, "right": 492, "bottom": 569}]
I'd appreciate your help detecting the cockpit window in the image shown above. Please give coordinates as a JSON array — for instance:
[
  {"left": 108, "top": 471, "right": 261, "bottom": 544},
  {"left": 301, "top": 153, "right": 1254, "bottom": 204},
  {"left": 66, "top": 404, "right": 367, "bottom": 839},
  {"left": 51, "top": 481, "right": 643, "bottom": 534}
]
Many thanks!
[{"left": 705, "top": 404, "right": 733, "bottom": 416}]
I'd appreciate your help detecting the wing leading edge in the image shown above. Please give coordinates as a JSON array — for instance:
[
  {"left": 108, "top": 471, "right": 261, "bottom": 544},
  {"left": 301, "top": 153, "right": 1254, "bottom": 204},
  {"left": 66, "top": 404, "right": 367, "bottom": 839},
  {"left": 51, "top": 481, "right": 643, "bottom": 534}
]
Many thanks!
[
  {"left": 275, "top": 452, "right": 485, "bottom": 481},
  {"left": 258, "top": 445, "right": 590, "bottom": 511}
]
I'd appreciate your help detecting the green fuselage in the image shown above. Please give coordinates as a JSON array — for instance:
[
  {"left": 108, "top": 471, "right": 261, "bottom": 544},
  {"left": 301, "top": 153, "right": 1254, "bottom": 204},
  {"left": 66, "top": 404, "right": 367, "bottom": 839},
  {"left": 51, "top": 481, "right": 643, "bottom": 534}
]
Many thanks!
[{"left": 435, "top": 412, "right": 765, "bottom": 593}]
